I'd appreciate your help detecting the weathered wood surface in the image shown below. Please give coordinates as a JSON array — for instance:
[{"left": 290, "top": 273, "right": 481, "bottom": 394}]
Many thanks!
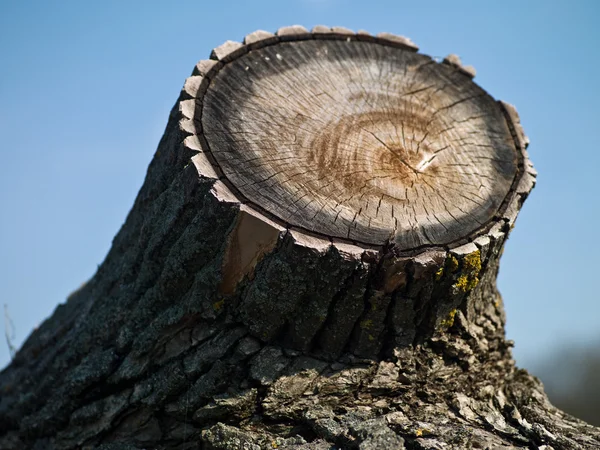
[
  {"left": 202, "top": 37, "right": 518, "bottom": 248},
  {"left": 0, "top": 26, "right": 598, "bottom": 450}
]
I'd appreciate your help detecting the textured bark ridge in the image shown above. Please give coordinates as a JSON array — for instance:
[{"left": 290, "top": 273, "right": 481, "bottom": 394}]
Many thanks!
[{"left": 1, "top": 26, "right": 598, "bottom": 450}]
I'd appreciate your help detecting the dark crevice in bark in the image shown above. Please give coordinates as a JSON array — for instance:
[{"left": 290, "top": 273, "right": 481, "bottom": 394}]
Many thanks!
[{"left": 310, "top": 263, "right": 365, "bottom": 358}]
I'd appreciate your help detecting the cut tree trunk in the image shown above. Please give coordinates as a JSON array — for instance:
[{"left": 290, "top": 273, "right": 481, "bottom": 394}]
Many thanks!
[{"left": 1, "top": 26, "right": 598, "bottom": 450}]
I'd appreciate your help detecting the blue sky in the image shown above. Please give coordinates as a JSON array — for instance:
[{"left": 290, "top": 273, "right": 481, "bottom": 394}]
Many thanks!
[{"left": 0, "top": 0, "right": 598, "bottom": 372}]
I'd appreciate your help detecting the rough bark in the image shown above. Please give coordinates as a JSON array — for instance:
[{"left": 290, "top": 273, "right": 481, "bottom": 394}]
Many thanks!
[{"left": 1, "top": 26, "right": 598, "bottom": 450}]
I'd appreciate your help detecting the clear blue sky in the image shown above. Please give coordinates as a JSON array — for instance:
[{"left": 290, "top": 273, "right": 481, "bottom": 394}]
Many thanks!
[{"left": 1, "top": 0, "right": 598, "bottom": 373}]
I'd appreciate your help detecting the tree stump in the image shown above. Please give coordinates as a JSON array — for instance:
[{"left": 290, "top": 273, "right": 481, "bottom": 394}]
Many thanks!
[{"left": 1, "top": 26, "right": 598, "bottom": 450}]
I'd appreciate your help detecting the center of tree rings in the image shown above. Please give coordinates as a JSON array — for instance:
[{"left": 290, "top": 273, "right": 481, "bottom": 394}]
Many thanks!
[{"left": 201, "top": 39, "right": 519, "bottom": 248}]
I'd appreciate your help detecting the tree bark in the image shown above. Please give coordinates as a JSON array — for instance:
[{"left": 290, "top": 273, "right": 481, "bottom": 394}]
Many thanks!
[{"left": 1, "top": 26, "right": 598, "bottom": 450}]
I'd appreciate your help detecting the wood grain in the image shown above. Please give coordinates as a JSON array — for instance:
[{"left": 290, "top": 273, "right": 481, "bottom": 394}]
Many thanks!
[{"left": 200, "top": 38, "right": 519, "bottom": 249}]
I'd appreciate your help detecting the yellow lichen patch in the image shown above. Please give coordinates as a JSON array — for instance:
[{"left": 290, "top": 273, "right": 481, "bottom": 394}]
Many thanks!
[
  {"left": 454, "top": 274, "right": 479, "bottom": 292},
  {"left": 360, "top": 319, "right": 373, "bottom": 330},
  {"left": 213, "top": 298, "right": 225, "bottom": 311},
  {"left": 415, "top": 428, "right": 431, "bottom": 437},
  {"left": 440, "top": 309, "right": 457, "bottom": 328},
  {"left": 467, "top": 276, "right": 479, "bottom": 290},
  {"left": 448, "top": 255, "right": 459, "bottom": 273},
  {"left": 452, "top": 249, "right": 481, "bottom": 292},
  {"left": 368, "top": 334, "right": 375, "bottom": 342},
  {"left": 463, "top": 249, "right": 482, "bottom": 273},
  {"left": 435, "top": 267, "right": 444, "bottom": 281},
  {"left": 454, "top": 275, "right": 469, "bottom": 292},
  {"left": 369, "top": 298, "right": 379, "bottom": 311},
  {"left": 271, "top": 441, "right": 279, "bottom": 449}
]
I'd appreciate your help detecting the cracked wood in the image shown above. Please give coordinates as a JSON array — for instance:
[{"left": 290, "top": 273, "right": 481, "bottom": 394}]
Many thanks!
[{"left": 201, "top": 39, "right": 518, "bottom": 248}]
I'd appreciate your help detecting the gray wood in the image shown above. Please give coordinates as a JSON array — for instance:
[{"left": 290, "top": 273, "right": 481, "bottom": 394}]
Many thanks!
[
  {"left": 1, "top": 27, "right": 597, "bottom": 450},
  {"left": 443, "top": 53, "right": 477, "bottom": 78},
  {"left": 210, "top": 40, "right": 246, "bottom": 63},
  {"left": 375, "top": 32, "right": 419, "bottom": 51},
  {"left": 243, "top": 30, "right": 278, "bottom": 49},
  {"left": 276, "top": 25, "right": 310, "bottom": 40}
]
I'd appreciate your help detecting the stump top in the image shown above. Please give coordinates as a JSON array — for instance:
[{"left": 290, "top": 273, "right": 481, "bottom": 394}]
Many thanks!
[{"left": 195, "top": 31, "right": 523, "bottom": 249}]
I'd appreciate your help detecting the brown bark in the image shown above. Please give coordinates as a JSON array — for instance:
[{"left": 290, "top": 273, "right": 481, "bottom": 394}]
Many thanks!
[{"left": 0, "top": 26, "right": 598, "bottom": 450}]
